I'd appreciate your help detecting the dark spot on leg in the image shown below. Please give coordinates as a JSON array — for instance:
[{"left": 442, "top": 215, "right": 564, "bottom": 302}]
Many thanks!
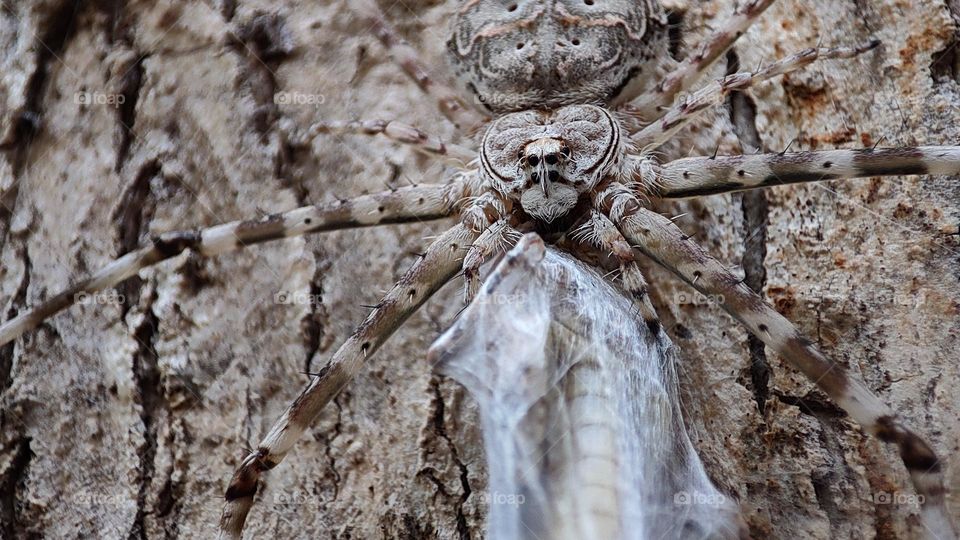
[
  {"left": 875, "top": 416, "right": 942, "bottom": 472},
  {"left": 258, "top": 447, "right": 280, "bottom": 470},
  {"left": 314, "top": 364, "right": 331, "bottom": 381},
  {"left": 224, "top": 479, "right": 258, "bottom": 501},
  {"left": 645, "top": 318, "right": 661, "bottom": 335},
  {"left": 901, "top": 438, "right": 942, "bottom": 472},
  {"left": 875, "top": 415, "right": 898, "bottom": 442},
  {"left": 153, "top": 231, "right": 201, "bottom": 257}
]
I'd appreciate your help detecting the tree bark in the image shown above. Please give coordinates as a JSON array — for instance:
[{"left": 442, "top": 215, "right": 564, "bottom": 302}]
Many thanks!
[{"left": 0, "top": 1, "right": 957, "bottom": 538}]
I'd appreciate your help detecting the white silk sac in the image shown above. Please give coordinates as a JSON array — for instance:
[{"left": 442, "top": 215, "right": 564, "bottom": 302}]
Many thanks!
[{"left": 429, "top": 235, "right": 742, "bottom": 540}]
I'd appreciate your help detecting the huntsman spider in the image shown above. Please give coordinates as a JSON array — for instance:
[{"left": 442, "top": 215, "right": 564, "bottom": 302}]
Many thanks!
[{"left": 0, "top": 0, "right": 956, "bottom": 538}]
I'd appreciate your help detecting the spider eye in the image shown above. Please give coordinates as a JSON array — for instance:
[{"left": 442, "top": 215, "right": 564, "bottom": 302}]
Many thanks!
[
  {"left": 547, "top": 170, "right": 560, "bottom": 182},
  {"left": 544, "top": 153, "right": 558, "bottom": 165},
  {"left": 517, "top": 149, "right": 524, "bottom": 160},
  {"left": 527, "top": 154, "right": 540, "bottom": 167},
  {"left": 560, "top": 146, "right": 571, "bottom": 158}
]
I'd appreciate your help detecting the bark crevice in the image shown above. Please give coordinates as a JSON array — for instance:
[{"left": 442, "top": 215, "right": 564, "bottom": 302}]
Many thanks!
[
  {"left": 126, "top": 290, "right": 164, "bottom": 540},
  {"left": 428, "top": 379, "right": 473, "bottom": 540},
  {"left": 320, "top": 396, "right": 343, "bottom": 501},
  {"left": 113, "top": 158, "right": 166, "bottom": 540},
  {"left": 726, "top": 49, "right": 772, "bottom": 414},
  {"left": 153, "top": 424, "right": 189, "bottom": 540},
  {"left": 0, "top": 437, "right": 33, "bottom": 538},
  {"left": 931, "top": 1, "right": 960, "bottom": 83},
  {"left": 112, "top": 159, "right": 161, "bottom": 314},
  {"left": 0, "top": 0, "right": 81, "bottom": 247},
  {"left": 302, "top": 266, "right": 331, "bottom": 376},
  {"left": 227, "top": 12, "right": 294, "bottom": 137},
  {"left": 0, "top": 243, "right": 30, "bottom": 395},
  {"left": 114, "top": 54, "right": 146, "bottom": 172},
  {"left": 775, "top": 390, "right": 855, "bottom": 532},
  {"left": 0, "top": 0, "right": 81, "bottom": 157}
]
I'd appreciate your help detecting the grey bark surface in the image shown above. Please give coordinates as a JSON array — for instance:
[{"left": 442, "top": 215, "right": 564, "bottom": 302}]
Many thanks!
[{"left": 0, "top": 1, "right": 957, "bottom": 539}]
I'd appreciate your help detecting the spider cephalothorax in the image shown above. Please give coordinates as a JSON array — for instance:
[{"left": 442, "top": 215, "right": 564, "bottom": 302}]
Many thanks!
[
  {"left": 481, "top": 104, "right": 625, "bottom": 221},
  {"left": 448, "top": 0, "right": 670, "bottom": 112}
]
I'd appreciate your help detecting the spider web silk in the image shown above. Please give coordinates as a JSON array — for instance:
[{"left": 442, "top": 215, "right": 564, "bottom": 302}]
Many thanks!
[{"left": 431, "top": 236, "right": 743, "bottom": 540}]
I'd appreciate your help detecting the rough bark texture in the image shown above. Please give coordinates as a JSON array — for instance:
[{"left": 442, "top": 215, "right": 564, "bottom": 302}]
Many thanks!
[{"left": 0, "top": 1, "right": 957, "bottom": 538}]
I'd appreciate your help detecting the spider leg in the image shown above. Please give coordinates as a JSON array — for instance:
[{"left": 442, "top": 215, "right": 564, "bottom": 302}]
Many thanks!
[
  {"left": 632, "top": 41, "right": 880, "bottom": 149},
  {"left": 300, "top": 119, "right": 476, "bottom": 166},
  {"left": 572, "top": 211, "right": 660, "bottom": 330},
  {"left": 619, "top": 0, "right": 775, "bottom": 116},
  {"left": 595, "top": 186, "right": 956, "bottom": 539},
  {"left": 644, "top": 146, "right": 960, "bottom": 198},
  {"left": 462, "top": 219, "right": 521, "bottom": 303},
  {"left": 459, "top": 190, "right": 519, "bottom": 301},
  {"left": 0, "top": 180, "right": 471, "bottom": 347},
  {"left": 218, "top": 222, "right": 481, "bottom": 539},
  {"left": 350, "top": 0, "right": 486, "bottom": 133}
]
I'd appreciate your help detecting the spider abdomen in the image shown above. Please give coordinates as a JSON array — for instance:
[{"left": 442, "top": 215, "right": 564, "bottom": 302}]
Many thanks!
[{"left": 448, "top": 0, "right": 669, "bottom": 113}]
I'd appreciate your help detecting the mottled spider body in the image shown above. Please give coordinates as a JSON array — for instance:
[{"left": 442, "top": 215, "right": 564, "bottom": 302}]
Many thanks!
[
  {"left": 0, "top": 1, "right": 957, "bottom": 538},
  {"left": 481, "top": 104, "right": 625, "bottom": 221},
  {"left": 448, "top": 0, "right": 669, "bottom": 112}
]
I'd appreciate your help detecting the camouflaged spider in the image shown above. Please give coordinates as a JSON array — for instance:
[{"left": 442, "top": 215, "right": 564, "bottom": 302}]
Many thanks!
[{"left": 0, "top": 0, "right": 957, "bottom": 538}]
